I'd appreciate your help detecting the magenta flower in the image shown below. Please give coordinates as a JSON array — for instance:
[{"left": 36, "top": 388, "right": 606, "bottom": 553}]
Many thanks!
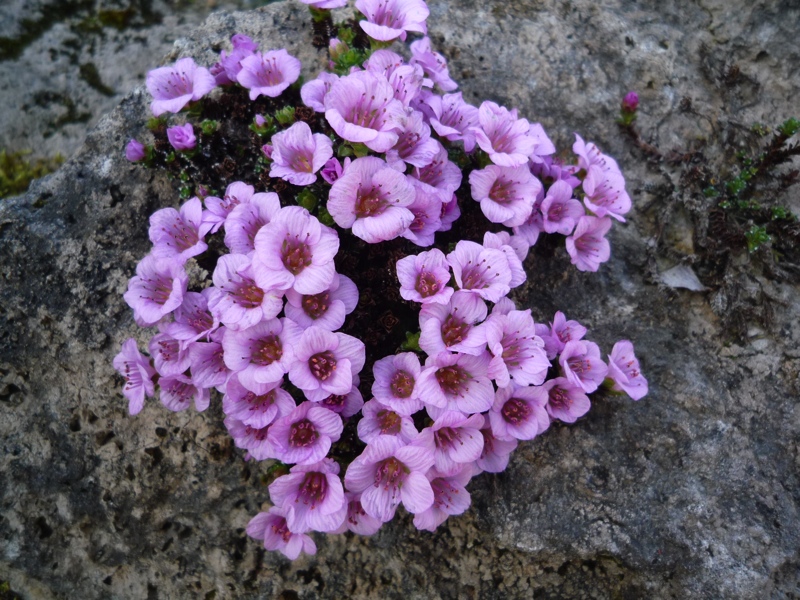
[
  {"left": 223, "top": 192, "right": 282, "bottom": 255},
  {"left": 247, "top": 508, "right": 317, "bottom": 560},
  {"left": 559, "top": 340, "right": 608, "bottom": 393},
  {"left": 355, "top": 0, "right": 429, "bottom": 42},
  {"left": 416, "top": 351, "right": 494, "bottom": 413},
  {"left": 284, "top": 273, "right": 359, "bottom": 331},
  {"left": 188, "top": 333, "right": 230, "bottom": 391},
  {"left": 537, "top": 377, "right": 591, "bottom": 423},
  {"left": 299, "top": 0, "right": 348, "bottom": 8},
  {"left": 237, "top": 50, "right": 301, "bottom": 100},
  {"left": 208, "top": 254, "right": 283, "bottom": 330},
  {"left": 410, "top": 144, "right": 462, "bottom": 203},
  {"left": 253, "top": 206, "right": 339, "bottom": 295},
  {"left": 438, "top": 193, "right": 461, "bottom": 232},
  {"left": 166, "top": 123, "right": 196, "bottom": 151},
  {"left": 401, "top": 183, "right": 443, "bottom": 247},
  {"left": 146, "top": 57, "right": 216, "bottom": 117},
  {"left": 225, "top": 416, "right": 277, "bottom": 460},
  {"left": 540, "top": 179, "right": 585, "bottom": 235},
  {"left": 328, "top": 157, "right": 415, "bottom": 243},
  {"left": 113, "top": 338, "right": 156, "bottom": 415},
  {"left": 300, "top": 72, "right": 339, "bottom": 113},
  {"left": 447, "top": 240, "right": 512, "bottom": 303},
  {"left": 385, "top": 110, "right": 439, "bottom": 171},
  {"left": 159, "top": 374, "right": 210, "bottom": 412},
  {"left": 412, "top": 466, "right": 472, "bottom": 532},
  {"left": 149, "top": 197, "right": 210, "bottom": 263},
  {"left": 123, "top": 255, "right": 188, "bottom": 326},
  {"left": 344, "top": 436, "right": 435, "bottom": 522},
  {"left": 222, "top": 318, "right": 295, "bottom": 387},
  {"left": 469, "top": 164, "right": 539, "bottom": 227},
  {"left": 547, "top": 310, "right": 587, "bottom": 356},
  {"left": 148, "top": 332, "right": 191, "bottom": 377},
  {"left": 318, "top": 382, "right": 365, "bottom": 418},
  {"left": 565, "top": 216, "right": 612, "bottom": 272},
  {"left": 475, "top": 425, "right": 517, "bottom": 473},
  {"left": 421, "top": 92, "right": 479, "bottom": 152},
  {"left": 269, "top": 459, "right": 347, "bottom": 533},
  {"left": 320, "top": 157, "right": 345, "bottom": 185},
  {"left": 213, "top": 34, "right": 258, "bottom": 85},
  {"left": 473, "top": 101, "right": 537, "bottom": 167},
  {"left": 622, "top": 91, "right": 639, "bottom": 112},
  {"left": 572, "top": 133, "right": 622, "bottom": 176},
  {"left": 268, "top": 401, "right": 344, "bottom": 465},
  {"left": 489, "top": 383, "right": 550, "bottom": 442},
  {"left": 357, "top": 398, "right": 418, "bottom": 444},
  {"left": 418, "top": 411, "right": 485, "bottom": 475},
  {"left": 287, "top": 326, "right": 365, "bottom": 402},
  {"left": 409, "top": 36, "right": 457, "bottom": 91},
  {"left": 269, "top": 121, "right": 334, "bottom": 186},
  {"left": 418, "top": 290, "right": 487, "bottom": 357},
  {"left": 484, "top": 309, "right": 550, "bottom": 387},
  {"left": 203, "top": 181, "right": 257, "bottom": 234},
  {"left": 396, "top": 248, "right": 453, "bottom": 304},
  {"left": 223, "top": 374, "right": 295, "bottom": 428},
  {"left": 581, "top": 165, "right": 631, "bottom": 222},
  {"left": 481, "top": 231, "right": 527, "bottom": 288},
  {"left": 332, "top": 492, "right": 383, "bottom": 535},
  {"left": 371, "top": 352, "right": 423, "bottom": 415},
  {"left": 125, "top": 139, "right": 145, "bottom": 162},
  {"left": 324, "top": 71, "right": 405, "bottom": 153},
  {"left": 607, "top": 340, "right": 648, "bottom": 400}
]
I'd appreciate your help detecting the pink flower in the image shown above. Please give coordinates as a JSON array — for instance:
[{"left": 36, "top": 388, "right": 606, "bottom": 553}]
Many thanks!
[
  {"left": 420, "top": 92, "right": 479, "bottom": 152},
  {"left": 125, "top": 139, "right": 145, "bottom": 162},
  {"left": 332, "top": 492, "right": 383, "bottom": 535},
  {"left": 149, "top": 332, "right": 191, "bottom": 377},
  {"left": 417, "top": 411, "right": 485, "bottom": 475},
  {"left": 409, "top": 36, "right": 457, "bottom": 91},
  {"left": 269, "top": 121, "right": 334, "bottom": 186},
  {"left": 269, "top": 459, "right": 347, "bottom": 533},
  {"left": 412, "top": 466, "right": 472, "bottom": 531},
  {"left": 447, "top": 240, "right": 512, "bottom": 303},
  {"left": 123, "top": 255, "right": 187, "bottom": 326},
  {"left": 607, "top": 340, "right": 648, "bottom": 400},
  {"left": 208, "top": 254, "right": 283, "bottom": 330},
  {"left": 166, "top": 123, "right": 196, "bottom": 151},
  {"left": 481, "top": 231, "right": 527, "bottom": 287},
  {"left": 161, "top": 290, "right": 219, "bottom": 346},
  {"left": 203, "top": 181, "right": 257, "bottom": 234},
  {"left": 287, "top": 326, "right": 365, "bottom": 402},
  {"left": 357, "top": 398, "right": 418, "bottom": 444},
  {"left": 540, "top": 179, "right": 585, "bottom": 235},
  {"left": 344, "top": 436, "right": 435, "bottom": 522},
  {"left": 572, "top": 133, "right": 622, "bottom": 176},
  {"left": 146, "top": 57, "right": 216, "bottom": 117},
  {"left": 324, "top": 71, "right": 405, "bottom": 153},
  {"left": 469, "top": 164, "right": 540, "bottom": 227},
  {"left": 113, "top": 339, "right": 156, "bottom": 415},
  {"left": 396, "top": 248, "right": 453, "bottom": 304},
  {"left": 416, "top": 351, "right": 494, "bottom": 414},
  {"left": 223, "top": 192, "right": 282, "bottom": 255},
  {"left": 371, "top": 352, "right": 423, "bottom": 416},
  {"left": 547, "top": 311, "right": 586, "bottom": 356},
  {"left": 158, "top": 374, "right": 210, "bottom": 412},
  {"left": 237, "top": 50, "right": 301, "bottom": 100},
  {"left": 581, "top": 165, "right": 631, "bottom": 222},
  {"left": 284, "top": 273, "right": 359, "bottom": 331},
  {"left": 559, "top": 340, "right": 608, "bottom": 393},
  {"left": 222, "top": 318, "right": 295, "bottom": 387},
  {"left": 418, "top": 290, "right": 487, "bottom": 356},
  {"left": 225, "top": 416, "right": 277, "bottom": 460},
  {"left": 355, "top": 0, "right": 429, "bottom": 42},
  {"left": 489, "top": 383, "right": 550, "bottom": 441},
  {"left": 473, "top": 101, "right": 537, "bottom": 167},
  {"left": 385, "top": 110, "right": 439, "bottom": 171},
  {"left": 401, "top": 182, "right": 443, "bottom": 247},
  {"left": 475, "top": 425, "right": 517, "bottom": 474},
  {"left": 188, "top": 332, "right": 229, "bottom": 391},
  {"left": 318, "top": 382, "right": 364, "bottom": 417},
  {"left": 253, "top": 206, "right": 340, "bottom": 295},
  {"left": 565, "top": 216, "right": 612, "bottom": 272},
  {"left": 213, "top": 34, "right": 258, "bottom": 85},
  {"left": 298, "top": 0, "right": 347, "bottom": 8},
  {"left": 268, "top": 401, "right": 344, "bottom": 465},
  {"left": 247, "top": 508, "right": 317, "bottom": 560},
  {"left": 537, "top": 377, "right": 591, "bottom": 423},
  {"left": 301, "top": 72, "right": 339, "bottom": 113},
  {"left": 328, "top": 156, "right": 415, "bottom": 243},
  {"left": 222, "top": 374, "right": 295, "bottom": 428},
  {"left": 484, "top": 309, "right": 550, "bottom": 387},
  {"left": 410, "top": 144, "right": 462, "bottom": 202},
  {"left": 148, "top": 197, "right": 210, "bottom": 263}
]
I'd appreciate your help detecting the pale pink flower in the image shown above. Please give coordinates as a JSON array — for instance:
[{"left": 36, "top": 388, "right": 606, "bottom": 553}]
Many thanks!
[
  {"left": 113, "top": 339, "right": 156, "bottom": 415},
  {"left": 412, "top": 466, "right": 472, "bottom": 531},
  {"left": 418, "top": 290, "right": 487, "bottom": 356},
  {"left": 473, "top": 101, "right": 537, "bottom": 167},
  {"left": 237, "top": 50, "right": 301, "bottom": 100},
  {"left": 270, "top": 121, "right": 334, "bottom": 186},
  {"left": 447, "top": 240, "right": 512, "bottom": 303},
  {"left": 581, "top": 165, "right": 631, "bottom": 222},
  {"left": 331, "top": 492, "right": 383, "bottom": 535},
  {"left": 268, "top": 401, "right": 344, "bottom": 465},
  {"left": 484, "top": 309, "right": 550, "bottom": 387},
  {"left": 149, "top": 197, "right": 210, "bottom": 263},
  {"left": 284, "top": 274, "right": 359, "bottom": 331},
  {"left": 489, "top": 383, "right": 550, "bottom": 441},
  {"left": 269, "top": 459, "right": 347, "bottom": 533},
  {"left": 396, "top": 248, "right": 453, "bottom": 304},
  {"left": 208, "top": 254, "right": 283, "bottom": 330},
  {"left": 537, "top": 377, "right": 591, "bottom": 423},
  {"left": 247, "top": 508, "right": 317, "bottom": 560},
  {"left": 474, "top": 425, "right": 517, "bottom": 474},
  {"left": 149, "top": 332, "right": 191, "bottom": 377},
  {"left": 565, "top": 216, "right": 612, "bottom": 272},
  {"left": 223, "top": 192, "right": 282, "bottom": 256},
  {"left": 146, "top": 57, "right": 216, "bottom": 117},
  {"left": 415, "top": 351, "right": 494, "bottom": 414},
  {"left": 222, "top": 374, "right": 295, "bottom": 429},
  {"left": 469, "top": 164, "right": 540, "bottom": 227},
  {"left": 287, "top": 327, "right": 365, "bottom": 402},
  {"left": 371, "top": 352, "right": 423, "bottom": 416},
  {"left": 222, "top": 318, "right": 295, "bottom": 387},
  {"left": 225, "top": 417, "right": 278, "bottom": 460},
  {"left": 159, "top": 374, "right": 210, "bottom": 412},
  {"left": 357, "top": 398, "right": 418, "bottom": 444},
  {"left": 540, "top": 179, "right": 585, "bottom": 235},
  {"left": 409, "top": 36, "right": 457, "bottom": 92},
  {"left": 559, "top": 340, "right": 608, "bottom": 393},
  {"left": 607, "top": 340, "right": 648, "bottom": 400},
  {"left": 355, "top": 0, "right": 430, "bottom": 42},
  {"left": 124, "top": 255, "right": 187, "bottom": 326},
  {"left": 417, "top": 411, "right": 485, "bottom": 475}
]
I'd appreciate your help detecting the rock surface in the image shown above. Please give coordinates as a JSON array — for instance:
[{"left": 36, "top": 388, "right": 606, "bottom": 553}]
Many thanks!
[{"left": 1, "top": 1, "right": 799, "bottom": 598}]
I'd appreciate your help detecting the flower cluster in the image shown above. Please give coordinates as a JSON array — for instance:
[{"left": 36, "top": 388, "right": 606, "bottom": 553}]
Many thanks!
[{"left": 116, "top": 0, "right": 648, "bottom": 561}]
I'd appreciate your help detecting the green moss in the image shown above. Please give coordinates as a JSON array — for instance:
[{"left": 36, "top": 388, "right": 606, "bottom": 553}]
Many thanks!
[{"left": 0, "top": 149, "right": 64, "bottom": 199}]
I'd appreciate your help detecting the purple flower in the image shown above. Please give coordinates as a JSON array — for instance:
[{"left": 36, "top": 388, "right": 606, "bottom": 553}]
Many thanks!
[
  {"left": 481, "top": 231, "right": 527, "bottom": 287},
  {"left": 113, "top": 339, "right": 156, "bottom": 415},
  {"left": 269, "top": 121, "right": 334, "bottom": 186},
  {"left": 269, "top": 459, "right": 347, "bottom": 533},
  {"left": 385, "top": 110, "right": 440, "bottom": 171},
  {"left": 213, "top": 34, "right": 258, "bottom": 85},
  {"left": 287, "top": 326, "right": 365, "bottom": 402},
  {"left": 149, "top": 332, "right": 191, "bottom": 377},
  {"left": 547, "top": 311, "right": 586, "bottom": 356},
  {"left": 253, "top": 206, "right": 339, "bottom": 295},
  {"left": 396, "top": 248, "right": 453, "bottom": 304},
  {"left": 607, "top": 340, "right": 648, "bottom": 400},
  {"left": 565, "top": 216, "right": 612, "bottom": 272},
  {"left": 188, "top": 332, "right": 230, "bottom": 392},
  {"left": 412, "top": 466, "right": 472, "bottom": 531},
  {"left": 223, "top": 374, "right": 295, "bottom": 428},
  {"left": 418, "top": 290, "right": 487, "bottom": 357},
  {"left": 401, "top": 182, "right": 443, "bottom": 247},
  {"left": 344, "top": 436, "right": 435, "bottom": 522},
  {"left": 416, "top": 351, "right": 494, "bottom": 413},
  {"left": 324, "top": 71, "right": 405, "bottom": 153},
  {"left": 222, "top": 318, "right": 295, "bottom": 387},
  {"left": 410, "top": 144, "right": 462, "bottom": 202},
  {"left": 559, "top": 340, "right": 608, "bottom": 393},
  {"left": 473, "top": 101, "right": 537, "bottom": 167},
  {"left": 247, "top": 507, "right": 317, "bottom": 559},
  {"left": 489, "top": 383, "right": 550, "bottom": 441},
  {"left": 409, "top": 36, "right": 457, "bottom": 92},
  {"left": 357, "top": 398, "right": 418, "bottom": 444},
  {"left": 299, "top": 0, "right": 347, "bottom": 7},
  {"left": 622, "top": 91, "right": 639, "bottom": 112},
  {"left": 301, "top": 72, "right": 339, "bottom": 113},
  {"left": 540, "top": 179, "right": 585, "bottom": 235},
  {"left": 125, "top": 139, "right": 145, "bottom": 162},
  {"left": 203, "top": 181, "right": 257, "bottom": 234},
  {"left": 225, "top": 416, "right": 277, "bottom": 460},
  {"left": 538, "top": 377, "right": 591, "bottom": 423},
  {"left": 166, "top": 123, "right": 196, "bottom": 151},
  {"left": 512, "top": 203, "right": 544, "bottom": 247},
  {"left": 318, "top": 381, "right": 364, "bottom": 417},
  {"left": 328, "top": 156, "right": 416, "bottom": 244},
  {"left": 581, "top": 166, "right": 631, "bottom": 222},
  {"left": 159, "top": 374, "right": 210, "bottom": 412},
  {"left": 208, "top": 254, "right": 283, "bottom": 330},
  {"left": 469, "top": 164, "right": 540, "bottom": 227},
  {"left": 447, "top": 240, "right": 512, "bottom": 303},
  {"left": 285, "top": 273, "right": 358, "bottom": 332},
  {"left": 572, "top": 134, "right": 622, "bottom": 176},
  {"left": 484, "top": 309, "right": 550, "bottom": 387},
  {"left": 146, "top": 57, "right": 216, "bottom": 117},
  {"left": 223, "top": 192, "right": 282, "bottom": 256},
  {"left": 237, "top": 50, "right": 302, "bottom": 101},
  {"left": 162, "top": 290, "right": 219, "bottom": 346},
  {"left": 268, "top": 401, "right": 344, "bottom": 465},
  {"left": 355, "top": 0, "right": 430, "bottom": 42},
  {"left": 418, "top": 411, "right": 485, "bottom": 475},
  {"left": 123, "top": 255, "right": 187, "bottom": 326},
  {"left": 332, "top": 492, "right": 383, "bottom": 535},
  {"left": 420, "top": 92, "right": 479, "bottom": 152},
  {"left": 475, "top": 425, "right": 517, "bottom": 473},
  {"left": 320, "top": 157, "right": 345, "bottom": 185},
  {"left": 371, "top": 352, "right": 423, "bottom": 416},
  {"left": 149, "top": 197, "right": 210, "bottom": 263}
]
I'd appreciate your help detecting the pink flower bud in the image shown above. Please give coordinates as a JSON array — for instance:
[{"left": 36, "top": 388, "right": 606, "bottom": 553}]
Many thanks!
[
  {"left": 167, "top": 123, "right": 196, "bottom": 151},
  {"left": 621, "top": 91, "right": 639, "bottom": 112},
  {"left": 125, "top": 138, "right": 146, "bottom": 162}
]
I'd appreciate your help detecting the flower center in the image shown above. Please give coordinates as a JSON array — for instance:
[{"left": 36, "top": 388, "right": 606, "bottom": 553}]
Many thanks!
[
  {"left": 244, "top": 424, "right": 270, "bottom": 441},
  {"left": 289, "top": 419, "right": 319, "bottom": 447},
  {"left": 434, "top": 426, "right": 463, "bottom": 450},
  {"left": 377, "top": 409, "right": 402, "bottom": 435},
  {"left": 441, "top": 315, "right": 470, "bottom": 347},
  {"left": 281, "top": 235, "right": 312, "bottom": 275},
  {"left": 243, "top": 390, "right": 276, "bottom": 411},
  {"left": 374, "top": 457, "right": 409, "bottom": 491},
  {"left": 302, "top": 291, "right": 330, "bottom": 319},
  {"left": 232, "top": 278, "right": 264, "bottom": 309},
  {"left": 298, "top": 472, "right": 328, "bottom": 508},
  {"left": 253, "top": 335, "right": 282, "bottom": 366},
  {"left": 389, "top": 370, "right": 414, "bottom": 398},
  {"left": 354, "top": 186, "right": 388, "bottom": 219},
  {"left": 501, "top": 397, "right": 532, "bottom": 424},
  {"left": 567, "top": 356, "right": 589, "bottom": 375},
  {"left": 460, "top": 259, "right": 495, "bottom": 290},
  {"left": 548, "top": 386, "right": 572, "bottom": 410},
  {"left": 309, "top": 350, "right": 337, "bottom": 381},
  {"left": 435, "top": 365, "right": 470, "bottom": 395},
  {"left": 271, "top": 516, "right": 293, "bottom": 543},
  {"left": 321, "top": 393, "right": 347, "bottom": 411},
  {"left": 415, "top": 270, "right": 441, "bottom": 298}
]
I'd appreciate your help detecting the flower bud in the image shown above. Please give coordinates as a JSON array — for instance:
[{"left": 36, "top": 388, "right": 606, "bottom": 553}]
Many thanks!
[
  {"left": 167, "top": 124, "right": 196, "bottom": 151},
  {"left": 125, "top": 138, "right": 146, "bottom": 162},
  {"left": 621, "top": 91, "right": 639, "bottom": 112}
]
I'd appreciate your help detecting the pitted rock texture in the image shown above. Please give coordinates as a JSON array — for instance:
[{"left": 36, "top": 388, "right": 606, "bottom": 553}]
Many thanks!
[{"left": 1, "top": 1, "right": 799, "bottom": 598}]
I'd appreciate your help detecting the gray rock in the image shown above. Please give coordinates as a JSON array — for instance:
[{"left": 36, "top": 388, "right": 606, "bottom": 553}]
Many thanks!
[{"left": 1, "top": 1, "right": 799, "bottom": 598}]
